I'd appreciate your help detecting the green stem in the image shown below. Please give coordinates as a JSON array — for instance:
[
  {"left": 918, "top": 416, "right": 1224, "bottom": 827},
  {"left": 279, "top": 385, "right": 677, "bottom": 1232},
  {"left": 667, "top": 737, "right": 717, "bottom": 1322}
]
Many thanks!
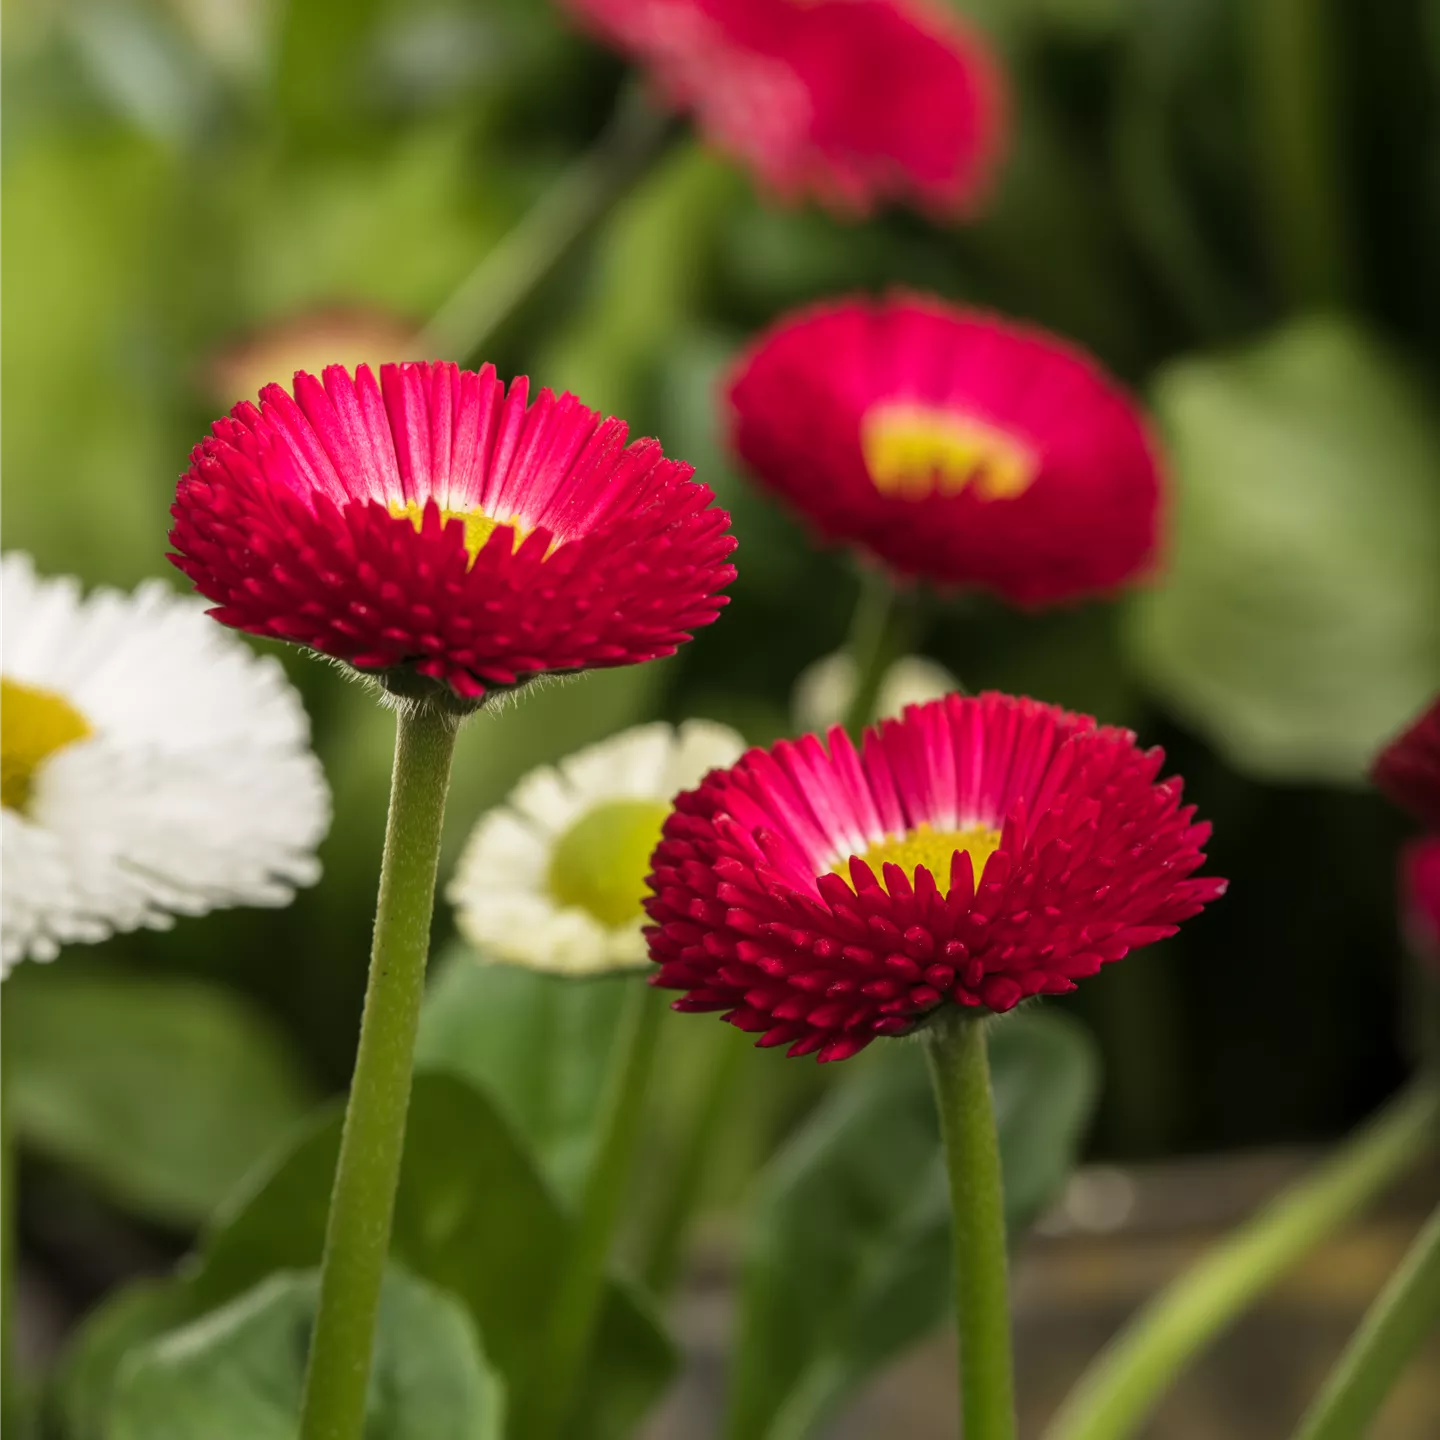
[
  {"left": 841, "top": 567, "right": 915, "bottom": 738},
  {"left": 1, "top": 1010, "right": 20, "bottom": 1439},
  {"left": 299, "top": 702, "right": 460, "bottom": 1440},
  {"left": 1043, "top": 1077, "right": 1440, "bottom": 1440},
  {"left": 419, "top": 85, "right": 673, "bottom": 364},
  {"left": 1248, "top": 0, "right": 1353, "bottom": 306},
  {"left": 534, "top": 978, "right": 665, "bottom": 1439},
  {"left": 641, "top": 1029, "right": 746, "bottom": 1295},
  {"left": 924, "top": 1016, "right": 1017, "bottom": 1440},
  {"left": 1292, "top": 1198, "right": 1440, "bottom": 1440}
]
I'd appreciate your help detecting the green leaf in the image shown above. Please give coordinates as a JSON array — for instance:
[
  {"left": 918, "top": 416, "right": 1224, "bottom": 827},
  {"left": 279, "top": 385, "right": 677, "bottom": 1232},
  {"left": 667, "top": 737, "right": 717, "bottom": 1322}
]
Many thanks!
[
  {"left": 414, "top": 946, "right": 629, "bottom": 1203},
  {"left": 724, "top": 1010, "right": 1098, "bottom": 1440},
  {"left": 108, "top": 1268, "right": 501, "bottom": 1440},
  {"left": 1129, "top": 317, "right": 1440, "bottom": 782},
  {"left": 189, "top": 1072, "right": 675, "bottom": 1440},
  {"left": 4, "top": 968, "right": 315, "bottom": 1225}
]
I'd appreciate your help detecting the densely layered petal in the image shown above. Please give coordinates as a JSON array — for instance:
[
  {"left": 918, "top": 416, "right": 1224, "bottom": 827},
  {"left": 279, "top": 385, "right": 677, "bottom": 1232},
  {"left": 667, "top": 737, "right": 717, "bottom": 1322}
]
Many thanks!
[
  {"left": 645, "top": 691, "right": 1222, "bottom": 1061},
  {"left": 565, "top": 0, "right": 1005, "bottom": 215},
  {"left": 727, "top": 294, "right": 1163, "bottom": 603},
  {"left": 170, "top": 361, "right": 736, "bottom": 701}
]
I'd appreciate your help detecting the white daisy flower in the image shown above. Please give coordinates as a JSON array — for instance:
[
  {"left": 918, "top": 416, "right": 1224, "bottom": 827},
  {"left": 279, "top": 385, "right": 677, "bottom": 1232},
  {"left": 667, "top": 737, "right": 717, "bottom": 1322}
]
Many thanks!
[
  {"left": 791, "top": 650, "right": 960, "bottom": 733},
  {"left": 1, "top": 553, "right": 331, "bottom": 973},
  {"left": 448, "top": 720, "right": 745, "bottom": 976}
]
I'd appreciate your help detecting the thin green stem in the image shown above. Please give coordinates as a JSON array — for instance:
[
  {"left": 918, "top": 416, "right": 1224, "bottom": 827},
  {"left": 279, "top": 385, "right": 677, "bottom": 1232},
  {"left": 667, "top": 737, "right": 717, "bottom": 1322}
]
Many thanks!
[
  {"left": 299, "top": 702, "right": 460, "bottom": 1440},
  {"left": 1292, "top": 1198, "right": 1440, "bottom": 1440},
  {"left": 924, "top": 1016, "right": 1017, "bottom": 1440},
  {"left": 841, "top": 567, "right": 922, "bottom": 738},
  {"left": 419, "top": 85, "right": 673, "bottom": 364},
  {"left": 642, "top": 1029, "right": 747, "bottom": 1295},
  {"left": 1043, "top": 1077, "right": 1440, "bottom": 1440},
  {"left": 1248, "top": 0, "right": 1353, "bottom": 306},
  {"left": 534, "top": 978, "right": 665, "bottom": 1440}
]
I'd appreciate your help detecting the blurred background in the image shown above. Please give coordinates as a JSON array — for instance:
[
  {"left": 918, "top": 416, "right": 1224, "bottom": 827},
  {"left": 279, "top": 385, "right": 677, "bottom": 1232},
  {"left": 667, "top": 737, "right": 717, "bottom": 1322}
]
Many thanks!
[{"left": 4, "top": 0, "right": 1440, "bottom": 1430}]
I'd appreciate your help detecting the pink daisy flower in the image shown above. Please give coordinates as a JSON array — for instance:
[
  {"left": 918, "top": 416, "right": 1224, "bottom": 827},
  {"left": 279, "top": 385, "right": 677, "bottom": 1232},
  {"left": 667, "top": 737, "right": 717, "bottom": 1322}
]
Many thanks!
[
  {"left": 645, "top": 692, "right": 1223, "bottom": 1062},
  {"left": 563, "top": 0, "right": 1005, "bottom": 215},
  {"left": 1401, "top": 836, "right": 1440, "bottom": 965},
  {"left": 1372, "top": 696, "right": 1440, "bottom": 830},
  {"left": 727, "top": 294, "right": 1164, "bottom": 605},
  {"left": 170, "top": 361, "right": 737, "bottom": 704}
]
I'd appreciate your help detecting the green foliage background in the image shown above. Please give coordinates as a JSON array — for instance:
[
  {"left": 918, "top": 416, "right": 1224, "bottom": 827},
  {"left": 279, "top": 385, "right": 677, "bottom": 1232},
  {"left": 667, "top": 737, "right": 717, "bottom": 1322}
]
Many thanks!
[{"left": 4, "top": 0, "right": 1440, "bottom": 1387}]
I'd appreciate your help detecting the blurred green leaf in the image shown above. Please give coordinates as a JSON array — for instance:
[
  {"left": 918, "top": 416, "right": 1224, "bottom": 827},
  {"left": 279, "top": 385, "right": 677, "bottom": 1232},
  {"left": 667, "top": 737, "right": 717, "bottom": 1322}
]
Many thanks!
[
  {"left": 724, "top": 1010, "right": 1098, "bottom": 1440},
  {"left": 4, "top": 968, "right": 315, "bottom": 1226},
  {"left": 1129, "top": 316, "right": 1440, "bottom": 781},
  {"left": 189, "top": 1072, "right": 675, "bottom": 1440},
  {"left": 414, "top": 946, "right": 628, "bottom": 1203},
  {"left": 108, "top": 1268, "right": 501, "bottom": 1440}
]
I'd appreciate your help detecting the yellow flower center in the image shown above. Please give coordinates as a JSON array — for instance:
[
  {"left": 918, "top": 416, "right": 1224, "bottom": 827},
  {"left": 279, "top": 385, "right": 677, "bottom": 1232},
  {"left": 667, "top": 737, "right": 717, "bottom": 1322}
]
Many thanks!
[
  {"left": 2, "top": 676, "right": 93, "bottom": 813},
  {"left": 388, "top": 500, "right": 525, "bottom": 564},
  {"left": 548, "top": 799, "right": 672, "bottom": 929},
  {"left": 861, "top": 403, "right": 1037, "bottom": 503},
  {"left": 841, "top": 821, "right": 1002, "bottom": 890}
]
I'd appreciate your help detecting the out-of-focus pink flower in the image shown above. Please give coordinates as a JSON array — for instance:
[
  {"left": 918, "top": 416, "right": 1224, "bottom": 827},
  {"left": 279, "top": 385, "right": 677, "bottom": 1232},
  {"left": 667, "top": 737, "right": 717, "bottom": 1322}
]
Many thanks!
[
  {"left": 1401, "top": 836, "right": 1440, "bottom": 965},
  {"left": 646, "top": 692, "right": 1223, "bottom": 1061},
  {"left": 170, "top": 361, "right": 736, "bottom": 704},
  {"left": 564, "top": 0, "right": 1006, "bottom": 216},
  {"left": 1373, "top": 697, "right": 1440, "bottom": 830},
  {"left": 727, "top": 294, "right": 1164, "bottom": 604}
]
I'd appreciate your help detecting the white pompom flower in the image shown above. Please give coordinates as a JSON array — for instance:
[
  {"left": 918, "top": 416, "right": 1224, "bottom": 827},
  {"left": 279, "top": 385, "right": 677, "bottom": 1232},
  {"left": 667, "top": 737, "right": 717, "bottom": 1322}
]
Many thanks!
[
  {"left": 1, "top": 553, "right": 331, "bottom": 973},
  {"left": 448, "top": 720, "right": 745, "bottom": 976}
]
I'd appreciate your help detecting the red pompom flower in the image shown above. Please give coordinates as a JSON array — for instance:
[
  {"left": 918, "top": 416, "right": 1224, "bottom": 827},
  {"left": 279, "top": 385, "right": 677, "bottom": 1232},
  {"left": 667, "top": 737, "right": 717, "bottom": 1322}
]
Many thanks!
[
  {"left": 1372, "top": 696, "right": 1440, "bottom": 830},
  {"left": 564, "top": 0, "right": 1005, "bottom": 215},
  {"left": 727, "top": 295, "right": 1163, "bottom": 604},
  {"left": 170, "top": 362, "right": 736, "bottom": 703},
  {"left": 646, "top": 692, "right": 1223, "bottom": 1061}
]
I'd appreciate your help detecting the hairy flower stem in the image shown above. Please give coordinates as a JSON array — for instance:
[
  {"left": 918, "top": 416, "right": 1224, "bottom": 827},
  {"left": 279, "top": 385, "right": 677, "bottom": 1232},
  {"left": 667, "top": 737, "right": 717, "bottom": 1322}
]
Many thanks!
[
  {"left": 535, "top": 978, "right": 666, "bottom": 1440},
  {"left": 925, "top": 1016, "right": 1017, "bottom": 1440},
  {"left": 1044, "top": 1076, "right": 1440, "bottom": 1440},
  {"left": 842, "top": 567, "right": 924, "bottom": 738},
  {"left": 1292, "top": 1196, "right": 1440, "bottom": 1440},
  {"left": 299, "top": 702, "right": 460, "bottom": 1440},
  {"left": 420, "top": 84, "right": 673, "bottom": 364}
]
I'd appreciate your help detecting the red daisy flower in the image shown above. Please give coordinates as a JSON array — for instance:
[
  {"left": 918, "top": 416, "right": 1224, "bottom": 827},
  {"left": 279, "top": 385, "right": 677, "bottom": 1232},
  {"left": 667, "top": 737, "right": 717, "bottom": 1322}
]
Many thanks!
[
  {"left": 564, "top": 0, "right": 1005, "bottom": 215},
  {"left": 1372, "top": 697, "right": 1440, "bottom": 830},
  {"left": 727, "top": 294, "right": 1163, "bottom": 604},
  {"left": 646, "top": 692, "right": 1223, "bottom": 1061},
  {"left": 1401, "top": 835, "right": 1440, "bottom": 965},
  {"left": 170, "top": 361, "right": 736, "bottom": 704}
]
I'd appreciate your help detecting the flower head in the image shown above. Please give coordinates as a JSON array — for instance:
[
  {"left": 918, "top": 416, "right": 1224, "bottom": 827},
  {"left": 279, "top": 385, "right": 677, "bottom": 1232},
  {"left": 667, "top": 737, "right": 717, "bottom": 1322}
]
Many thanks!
[
  {"left": 564, "top": 0, "right": 1005, "bottom": 215},
  {"left": 1372, "top": 696, "right": 1440, "bottom": 829},
  {"left": 1401, "top": 836, "right": 1440, "bottom": 965},
  {"left": 449, "top": 720, "right": 744, "bottom": 975},
  {"left": 646, "top": 692, "right": 1222, "bottom": 1061},
  {"left": 727, "top": 295, "right": 1163, "bottom": 604},
  {"left": 1, "top": 554, "right": 330, "bottom": 972},
  {"left": 170, "top": 361, "right": 736, "bottom": 705}
]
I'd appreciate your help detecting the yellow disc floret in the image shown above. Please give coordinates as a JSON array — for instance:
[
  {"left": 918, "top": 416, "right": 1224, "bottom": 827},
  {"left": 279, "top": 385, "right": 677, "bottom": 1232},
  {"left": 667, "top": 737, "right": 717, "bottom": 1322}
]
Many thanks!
[
  {"left": 548, "top": 799, "right": 672, "bottom": 929},
  {"left": 2, "top": 676, "right": 93, "bottom": 813},
  {"left": 388, "top": 500, "right": 523, "bottom": 564},
  {"left": 862, "top": 402, "right": 1037, "bottom": 503},
  {"left": 842, "top": 821, "right": 1002, "bottom": 890}
]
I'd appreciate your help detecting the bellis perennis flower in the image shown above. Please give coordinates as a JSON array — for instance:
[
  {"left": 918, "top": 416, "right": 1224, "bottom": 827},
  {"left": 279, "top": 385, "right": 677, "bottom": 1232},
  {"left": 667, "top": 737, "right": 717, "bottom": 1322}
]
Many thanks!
[
  {"left": 646, "top": 692, "right": 1223, "bottom": 1061},
  {"left": 1, "top": 554, "right": 329, "bottom": 973},
  {"left": 1373, "top": 696, "right": 1440, "bottom": 830},
  {"left": 728, "top": 295, "right": 1163, "bottom": 604},
  {"left": 449, "top": 721, "right": 744, "bottom": 975},
  {"left": 564, "top": 0, "right": 1005, "bottom": 215},
  {"left": 170, "top": 361, "right": 736, "bottom": 706}
]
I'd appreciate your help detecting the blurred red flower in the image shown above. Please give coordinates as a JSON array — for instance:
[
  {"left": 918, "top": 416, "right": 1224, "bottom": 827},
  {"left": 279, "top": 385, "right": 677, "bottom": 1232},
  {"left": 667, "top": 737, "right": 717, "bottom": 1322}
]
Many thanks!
[
  {"left": 564, "top": 0, "right": 1006, "bottom": 215},
  {"left": 726, "top": 294, "right": 1164, "bottom": 604}
]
